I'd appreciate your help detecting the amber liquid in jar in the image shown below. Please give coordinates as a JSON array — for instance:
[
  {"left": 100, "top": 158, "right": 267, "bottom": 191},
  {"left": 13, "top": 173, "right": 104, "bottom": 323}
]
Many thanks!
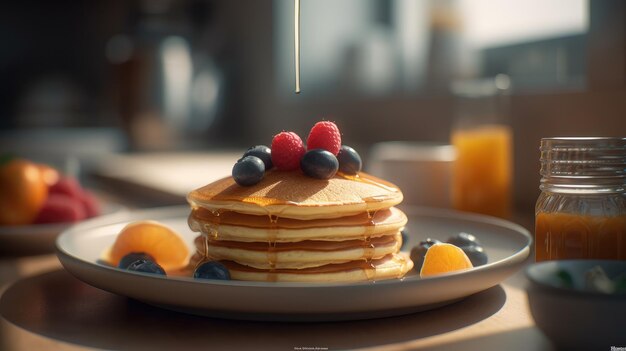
[
  {"left": 535, "top": 137, "right": 626, "bottom": 262},
  {"left": 535, "top": 210, "right": 626, "bottom": 261}
]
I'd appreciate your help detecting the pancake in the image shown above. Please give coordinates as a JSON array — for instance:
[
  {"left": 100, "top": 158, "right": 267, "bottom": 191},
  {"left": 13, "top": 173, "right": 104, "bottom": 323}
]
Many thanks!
[
  {"left": 194, "top": 232, "right": 402, "bottom": 269},
  {"left": 187, "top": 168, "right": 412, "bottom": 283},
  {"left": 187, "top": 171, "right": 403, "bottom": 220},
  {"left": 188, "top": 207, "right": 408, "bottom": 242},
  {"left": 220, "top": 254, "right": 413, "bottom": 283}
]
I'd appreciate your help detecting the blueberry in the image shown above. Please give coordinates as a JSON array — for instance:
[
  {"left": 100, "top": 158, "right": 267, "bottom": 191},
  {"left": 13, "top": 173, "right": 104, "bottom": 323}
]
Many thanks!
[
  {"left": 300, "top": 149, "right": 339, "bottom": 179},
  {"left": 419, "top": 238, "right": 442, "bottom": 250},
  {"left": 337, "top": 145, "right": 362, "bottom": 175},
  {"left": 243, "top": 145, "right": 273, "bottom": 170},
  {"left": 446, "top": 232, "right": 481, "bottom": 248},
  {"left": 232, "top": 156, "right": 265, "bottom": 186},
  {"left": 194, "top": 261, "right": 231, "bottom": 280},
  {"left": 127, "top": 259, "right": 166, "bottom": 275},
  {"left": 118, "top": 252, "right": 155, "bottom": 269},
  {"left": 410, "top": 238, "right": 442, "bottom": 271},
  {"left": 460, "top": 245, "right": 488, "bottom": 266}
]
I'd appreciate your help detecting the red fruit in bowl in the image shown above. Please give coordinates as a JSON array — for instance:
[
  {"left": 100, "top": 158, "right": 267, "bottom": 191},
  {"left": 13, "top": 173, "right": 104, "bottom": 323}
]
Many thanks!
[
  {"left": 49, "top": 177, "right": 83, "bottom": 199},
  {"left": 34, "top": 194, "right": 86, "bottom": 224},
  {"left": 80, "top": 191, "right": 101, "bottom": 218}
]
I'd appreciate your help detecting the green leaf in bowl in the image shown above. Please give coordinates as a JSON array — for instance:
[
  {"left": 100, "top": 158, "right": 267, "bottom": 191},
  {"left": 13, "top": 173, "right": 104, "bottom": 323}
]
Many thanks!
[{"left": 555, "top": 269, "right": 574, "bottom": 288}]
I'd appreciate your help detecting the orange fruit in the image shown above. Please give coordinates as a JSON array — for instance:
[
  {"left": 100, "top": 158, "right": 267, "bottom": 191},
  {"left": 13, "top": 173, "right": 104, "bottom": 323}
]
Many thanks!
[
  {"left": 0, "top": 159, "right": 49, "bottom": 225},
  {"left": 109, "top": 221, "right": 190, "bottom": 271},
  {"left": 420, "top": 243, "right": 473, "bottom": 277},
  {"left": 37, "top": 163, "right": 60, "bottom": 186}
]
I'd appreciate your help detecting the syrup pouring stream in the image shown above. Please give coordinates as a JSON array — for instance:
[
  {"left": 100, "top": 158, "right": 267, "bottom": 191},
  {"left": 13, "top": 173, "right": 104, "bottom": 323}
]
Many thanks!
[{"left": 294, "top": 0, "right": 300, "bottom": 94}]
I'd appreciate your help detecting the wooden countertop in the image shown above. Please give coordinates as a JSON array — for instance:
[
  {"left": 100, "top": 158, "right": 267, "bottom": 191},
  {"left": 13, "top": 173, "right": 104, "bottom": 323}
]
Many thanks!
[
  {"left": 1, "top": 152, "right": 550, "bottom": 350},
  {"left": 0, "top": 253, "right": 553, "bottom": 351}
]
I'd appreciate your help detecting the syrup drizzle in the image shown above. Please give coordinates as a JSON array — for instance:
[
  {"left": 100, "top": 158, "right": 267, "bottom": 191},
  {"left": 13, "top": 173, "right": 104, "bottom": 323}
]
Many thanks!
[
  {"left": 206, "top": 209, "right": 223, "bottom": 240},
  {"left": 192, "top": 207, "right": 400, "bottom": 230},
  {"left": 360, "top": 209, "right": 380, "bottom": 281},
  {"left": 267, "top": 214, "right": 279, "bottom": 282},
  {"left": 205, "top": 236, "right": 397, "bottom": 256},
  {"left": 362, "top": 236, "right": 375, "bottom": 261},
  {"left": 206, "top": 171, "right": 399, "bottom": 208},
  {"left": 361, "top": 260, "right": 377, "bottom": 281},
  {"left": 337, "top": 172, "right": 400, "bottom": 194},
  {"left": 397, "top": 254, "right": 409, "bottom": 279},
  {"left": 294, "top": 0, "right": 300, "bottom": 93},
  {"left": 193, "top": 211, "right": 402, "bottom": 282}
]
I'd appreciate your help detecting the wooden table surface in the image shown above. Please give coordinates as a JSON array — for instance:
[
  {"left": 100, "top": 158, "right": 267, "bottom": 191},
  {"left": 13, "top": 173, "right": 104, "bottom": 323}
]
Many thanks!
[
  {"left": 0, "top": 253, "right": 553, "bottom": 351},
  {"left": 0, "top": 153, "right": 553, "bottom": 350}
]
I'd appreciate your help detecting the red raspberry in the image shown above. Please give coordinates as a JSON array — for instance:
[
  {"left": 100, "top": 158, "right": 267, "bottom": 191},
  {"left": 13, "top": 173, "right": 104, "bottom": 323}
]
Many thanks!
[
  {"left": 49, "top": 177, "right": 83, "bottom": 200},
  {"left": 34, "top": 194, "right": 86, "bottom": 224},
  {"left": 306, "top": 121, "right": 341, "bottom": 155},
  {"left": 80, "top": 191, "right": 101, "bottom": 218},
  {"left": 271, "top": 131, "right": 306, "bottom": 171}
]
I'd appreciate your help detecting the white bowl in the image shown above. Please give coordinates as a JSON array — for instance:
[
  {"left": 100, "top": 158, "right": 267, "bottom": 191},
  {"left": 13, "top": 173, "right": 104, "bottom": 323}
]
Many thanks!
[
  {"left": 368, "top": 142, "right": 456, "bottom": 208},
  {"left": 526, "top": 260, "right": 626, "bottom": 349}
]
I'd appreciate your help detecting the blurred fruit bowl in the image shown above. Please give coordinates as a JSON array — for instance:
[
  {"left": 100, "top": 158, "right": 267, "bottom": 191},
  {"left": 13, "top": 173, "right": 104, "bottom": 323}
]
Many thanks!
[
  {"left": 526, "top": 260, "right": 626, "bottom": 349},
  {"left": 0, "top": 158, "right": 127, "bottom": 255},
  {"left": 0, "top": 202, "right": 127, "bottom": 256}
]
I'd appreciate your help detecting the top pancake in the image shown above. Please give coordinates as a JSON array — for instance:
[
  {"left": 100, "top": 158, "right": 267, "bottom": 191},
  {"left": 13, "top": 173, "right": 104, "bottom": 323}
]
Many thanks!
[{"left": 187, "top": 171, "right": 403, "bottom": 220}]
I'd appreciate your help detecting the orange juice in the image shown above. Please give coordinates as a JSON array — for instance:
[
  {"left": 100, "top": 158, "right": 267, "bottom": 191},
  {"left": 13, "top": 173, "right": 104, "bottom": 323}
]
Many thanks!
[
  {"left": 535, "top": 213, "right": 626, "bottom": 261},
  {"left": 451, "top": 124, "right": 512, "bottom": 218}
]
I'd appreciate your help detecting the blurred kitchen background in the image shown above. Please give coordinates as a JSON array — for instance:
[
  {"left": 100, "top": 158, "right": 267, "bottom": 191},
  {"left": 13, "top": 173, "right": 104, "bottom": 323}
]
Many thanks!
[{"left": 1, "top": 0, "right": 624, "bottom": 215}]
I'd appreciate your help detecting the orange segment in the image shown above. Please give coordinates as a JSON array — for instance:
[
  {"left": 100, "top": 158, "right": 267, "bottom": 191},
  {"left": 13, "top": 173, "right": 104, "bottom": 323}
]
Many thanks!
[
  {"left": 420, "top": 243, "right": 473, "bottom": 278},
  {"left": 109, "top": 221, "right": 190, "bottom": 271}
]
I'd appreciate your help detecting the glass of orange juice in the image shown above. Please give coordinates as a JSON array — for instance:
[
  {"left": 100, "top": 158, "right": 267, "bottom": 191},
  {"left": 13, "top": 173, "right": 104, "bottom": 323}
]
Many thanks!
[{"left": 450, "top": 76, "right": 513, "bottom": 218}]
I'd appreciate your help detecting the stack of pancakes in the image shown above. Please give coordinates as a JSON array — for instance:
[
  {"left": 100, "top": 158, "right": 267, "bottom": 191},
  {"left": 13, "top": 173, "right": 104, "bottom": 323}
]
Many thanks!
[{"left": 187, "top": 171, "right": 413, "bottom": 282}]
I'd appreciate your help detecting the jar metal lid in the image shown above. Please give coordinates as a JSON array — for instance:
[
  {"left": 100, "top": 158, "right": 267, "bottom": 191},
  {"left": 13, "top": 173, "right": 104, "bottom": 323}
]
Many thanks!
[{"left": 540, "top": 137, "right": 626, "bottom": 179}]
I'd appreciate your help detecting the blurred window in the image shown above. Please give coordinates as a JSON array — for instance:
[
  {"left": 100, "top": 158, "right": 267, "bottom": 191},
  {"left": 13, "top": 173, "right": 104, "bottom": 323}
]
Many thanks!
[
  {"left": 460, "top": 0, "right": 587, "bottom": 49},
  {"left": 274, "top": 0, "right": 589, "bottom": 97}
]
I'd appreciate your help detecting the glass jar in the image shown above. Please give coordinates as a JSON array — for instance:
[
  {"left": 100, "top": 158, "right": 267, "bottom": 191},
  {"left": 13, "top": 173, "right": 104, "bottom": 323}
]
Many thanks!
[{"left": 535, "top": 137, "right": 626, "bottom": 261}]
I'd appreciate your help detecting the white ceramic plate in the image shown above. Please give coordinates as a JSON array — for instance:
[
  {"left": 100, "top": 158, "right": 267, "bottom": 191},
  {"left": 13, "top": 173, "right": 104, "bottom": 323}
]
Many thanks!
[
  {"left": 56, "top": 206, "right": 531, "bottom": 321},
  {"left": 0, "top": 203, "right": 126, "bottom": 255}
]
